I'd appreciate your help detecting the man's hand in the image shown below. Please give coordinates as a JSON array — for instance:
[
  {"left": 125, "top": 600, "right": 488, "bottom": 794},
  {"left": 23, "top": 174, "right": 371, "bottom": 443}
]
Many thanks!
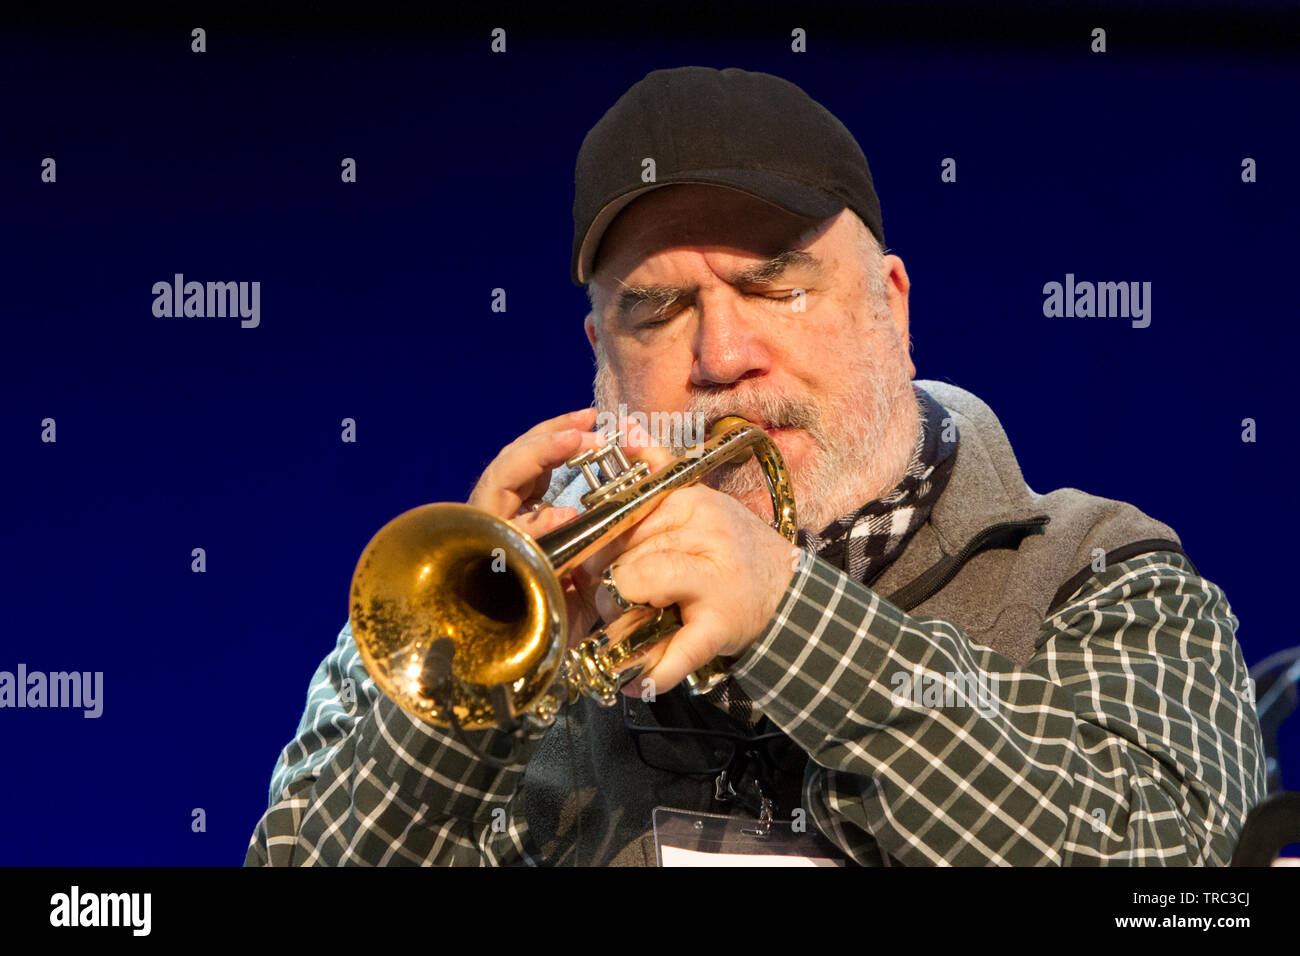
[
  {"left": 596, "top": 481, "right": 799, "bottom": 696},
  {"left": 465, "top": 409, "right": 798, "bottom": 690},
  {"left": 467, "top": 407, "right": 602, "bottom": 529},
  {"left": 467, "top": 407, "right": 614, "bottom": 644}
]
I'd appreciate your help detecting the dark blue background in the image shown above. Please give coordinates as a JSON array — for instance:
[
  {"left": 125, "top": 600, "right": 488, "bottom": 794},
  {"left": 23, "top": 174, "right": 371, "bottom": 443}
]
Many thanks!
[{"left": 3, "top": 2, "right": 1297, "bottom": 865}]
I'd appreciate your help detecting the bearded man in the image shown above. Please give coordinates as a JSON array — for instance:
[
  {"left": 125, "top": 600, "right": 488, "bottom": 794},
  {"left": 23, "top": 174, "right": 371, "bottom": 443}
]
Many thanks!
[{"left": 246, "top": 67, "right": 1266, "bottom": 867}]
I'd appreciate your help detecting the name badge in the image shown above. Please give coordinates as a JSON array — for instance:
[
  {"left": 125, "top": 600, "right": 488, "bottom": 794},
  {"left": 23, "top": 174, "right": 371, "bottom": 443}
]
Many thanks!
[{"left": 652, "top": 806, "right": 848, "bottom": 867}]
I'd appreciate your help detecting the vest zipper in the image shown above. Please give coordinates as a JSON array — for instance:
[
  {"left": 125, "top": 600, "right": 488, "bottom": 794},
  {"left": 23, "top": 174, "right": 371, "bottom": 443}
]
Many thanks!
[{"left": 884, "top": 515, "right": 1050, "bottom": 613}]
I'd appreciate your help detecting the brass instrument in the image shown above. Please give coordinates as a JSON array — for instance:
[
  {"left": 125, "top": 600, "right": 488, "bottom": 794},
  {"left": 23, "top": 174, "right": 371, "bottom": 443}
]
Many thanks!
[{"left": 348, "top": 416, "right": 797, "bottom": 737}]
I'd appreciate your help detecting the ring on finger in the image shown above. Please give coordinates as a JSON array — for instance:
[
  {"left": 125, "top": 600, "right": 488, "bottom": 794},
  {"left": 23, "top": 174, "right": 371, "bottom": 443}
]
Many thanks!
[{"left": 602, "top": 565, "right": 634, "bottom": 611}]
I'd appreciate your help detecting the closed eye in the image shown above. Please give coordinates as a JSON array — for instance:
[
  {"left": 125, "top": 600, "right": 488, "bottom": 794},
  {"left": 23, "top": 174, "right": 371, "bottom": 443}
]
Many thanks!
[
  {"left": 634, "top": 290, "right": 799, "bottom": 329},
  {"left": 635, "top": 308, "right": 681, "bottom": 330}
]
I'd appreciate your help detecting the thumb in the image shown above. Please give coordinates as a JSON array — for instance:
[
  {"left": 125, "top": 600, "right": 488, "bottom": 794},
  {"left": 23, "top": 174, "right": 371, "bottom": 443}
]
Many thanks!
[{"left": 621, "top": 616, "right": 723, "bottom": 698}]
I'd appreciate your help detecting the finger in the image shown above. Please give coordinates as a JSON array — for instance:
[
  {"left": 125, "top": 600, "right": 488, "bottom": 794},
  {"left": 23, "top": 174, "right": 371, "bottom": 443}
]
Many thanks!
[
  {"left": 561, "top": 573, "right": 602, "bottom": 649},
  {"left": 614, "top": 525, "right": 709, "bottom": 572},
  {"left": 520, "top": 427, "right": 612, "bottom": 503},
  {"left": 617, "top": 485, "right": 717, "bottom": 550},
  {"left": 515, "top": 407, "right": 600, "bottom": 443},
  {"left": 603, "top": 548, "right": 704, "bottom": 614},
  {"left": 470, "top": 428, "right": 607, "bottom": 517},
  {"left": 573, "top": 526, "right": 635, "bottom": 584},
  {"left": 622, "top": 619, "right": 723, "bottom": 697},
  {"left": 580, "top": 536, "right": 641, "bottom": 625},
  {"left": 467, "top": 408, "right": 600, "bottom": 510},
  {"left": 502, "top": 429, "right": 606, "bottom": 495},
  {"left": 508, "top": 505, "right": 578, "bottom": 538},
  {"left": 599, "top": 551, "right": 724, "bottom": 694},
  {"left": 516, "top": 414, "right": 608, "bottom": 501},
  {"left": 619, "top": 416, "right": 675, "bottom": 473}
]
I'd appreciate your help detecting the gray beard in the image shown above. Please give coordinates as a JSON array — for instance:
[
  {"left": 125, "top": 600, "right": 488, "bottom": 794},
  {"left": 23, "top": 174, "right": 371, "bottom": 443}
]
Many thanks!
[{"left": 591, "top": 344, "right": 917, "bottom": 533}]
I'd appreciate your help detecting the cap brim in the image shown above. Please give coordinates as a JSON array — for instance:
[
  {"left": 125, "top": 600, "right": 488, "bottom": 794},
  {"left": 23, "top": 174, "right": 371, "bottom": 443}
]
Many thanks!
[{"left": 574, "top": 170, "right": 845, "bottom": 284}]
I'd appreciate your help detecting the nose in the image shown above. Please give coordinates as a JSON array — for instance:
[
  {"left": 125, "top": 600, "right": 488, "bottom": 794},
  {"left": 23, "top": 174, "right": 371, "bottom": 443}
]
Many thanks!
[{"left": 689, "top": 293, "right": 772, "bottom": 388}]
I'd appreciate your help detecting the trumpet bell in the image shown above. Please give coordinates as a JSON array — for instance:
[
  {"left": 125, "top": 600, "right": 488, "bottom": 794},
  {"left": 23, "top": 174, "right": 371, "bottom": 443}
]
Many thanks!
[
  {"left": 348, "top": 415, "right": 797, "bottom": 738},
  {"left": 349, "top": 503, "right": 568, "bottom": 729}
]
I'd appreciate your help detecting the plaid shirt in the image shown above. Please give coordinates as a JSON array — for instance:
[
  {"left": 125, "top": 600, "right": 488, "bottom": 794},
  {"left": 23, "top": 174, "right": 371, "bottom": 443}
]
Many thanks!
[
  {"left": 245, "top": 546, "right": 1264, "bottom": 865},
  {"left": 246, "top": 390, "right": 1266, "bottom": 865},
  {"left": 703, "top": 384, "right": 956, "bottom": 726},
  {"left": 733, "top": 548, "right": 1265, "bottom": 864}
]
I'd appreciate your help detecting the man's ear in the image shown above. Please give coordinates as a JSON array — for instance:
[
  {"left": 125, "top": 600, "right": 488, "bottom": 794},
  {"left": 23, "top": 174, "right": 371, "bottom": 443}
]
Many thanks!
[
  {"left": 584, "top": 310, "right": 599, "bottom": 352},
  {"left": 883, "top": 254, "right": 915, "bottom": 379}
]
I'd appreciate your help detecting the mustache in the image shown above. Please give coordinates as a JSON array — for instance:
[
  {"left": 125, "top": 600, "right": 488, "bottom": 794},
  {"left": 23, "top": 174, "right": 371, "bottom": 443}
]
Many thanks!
[
  {"left": 591, "top": 358, "right": 827, "bottom": 454},
  {"left": 668, "top": 387, "right": 828, "bottom": 458},
  {"left": 685, "top": 388, "right": 822, "bottom": 434}
]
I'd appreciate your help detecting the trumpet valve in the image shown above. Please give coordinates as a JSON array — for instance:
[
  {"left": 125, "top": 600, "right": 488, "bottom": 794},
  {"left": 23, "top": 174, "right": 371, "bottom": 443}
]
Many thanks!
[{"left": 568, "top": 436, "right": 652, "bottom": 509}]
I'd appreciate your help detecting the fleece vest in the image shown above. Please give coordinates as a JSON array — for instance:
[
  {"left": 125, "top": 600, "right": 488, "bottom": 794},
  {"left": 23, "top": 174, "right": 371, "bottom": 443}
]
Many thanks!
[{"left": 523, "top": 379, "right": 1189, "bottom": 865}]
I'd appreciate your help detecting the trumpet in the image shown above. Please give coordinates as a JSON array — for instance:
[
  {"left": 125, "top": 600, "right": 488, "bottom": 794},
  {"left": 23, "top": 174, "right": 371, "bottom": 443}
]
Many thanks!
[{"left": 348, "top": 416, "right": 797, "bottom": 736}]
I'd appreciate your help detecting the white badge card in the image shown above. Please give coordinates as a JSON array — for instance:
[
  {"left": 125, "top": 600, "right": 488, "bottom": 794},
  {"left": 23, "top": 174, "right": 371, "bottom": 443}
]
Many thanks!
[{"left": 653, "top": 807, "right": 847, "bottom": 867}]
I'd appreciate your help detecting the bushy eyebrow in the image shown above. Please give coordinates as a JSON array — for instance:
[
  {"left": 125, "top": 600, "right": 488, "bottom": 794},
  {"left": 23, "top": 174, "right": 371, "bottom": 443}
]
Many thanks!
[
  {"left": 614, "top": 284, "right": 683, "bottom": 322},
  {"left": 612, "top": 249, "right": 826, "bottom": 323},
  {"left": 730, "top": 249, "right": 825, "bottom": 285}
]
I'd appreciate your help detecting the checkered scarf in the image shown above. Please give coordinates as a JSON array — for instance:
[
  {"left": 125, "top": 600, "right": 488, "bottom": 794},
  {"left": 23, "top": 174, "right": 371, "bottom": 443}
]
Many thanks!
[
  {"left": 705, "top": 383, "right": 960, "bottom": 723},
  {"left": 794, "top": 383, "right": 959, "bottom": 587}
]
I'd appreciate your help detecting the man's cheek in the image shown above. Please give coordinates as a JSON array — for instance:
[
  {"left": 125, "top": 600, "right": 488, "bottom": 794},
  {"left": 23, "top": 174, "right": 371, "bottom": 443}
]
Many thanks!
[{"left": 773, "top": 431, "right": 813, "bottom": 470}]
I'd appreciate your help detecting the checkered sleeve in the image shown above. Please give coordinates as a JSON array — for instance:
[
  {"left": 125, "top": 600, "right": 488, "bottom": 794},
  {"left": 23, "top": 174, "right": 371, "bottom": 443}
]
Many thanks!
[
  {"left": 244, "top": 621, "right": 547, "bottom": 866},
  {"left": 729, "top": 550, "right": 1269, "bottom": 865}
]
